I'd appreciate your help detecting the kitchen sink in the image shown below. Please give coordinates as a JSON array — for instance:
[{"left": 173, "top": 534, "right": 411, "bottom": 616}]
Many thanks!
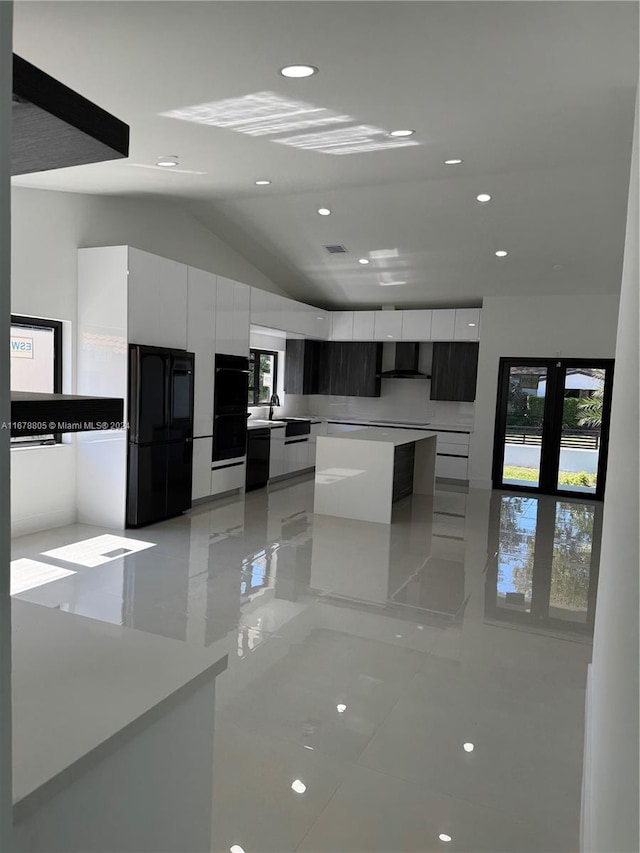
[{"left": 282, "top": 418, "right": 311, "bottom": 438}]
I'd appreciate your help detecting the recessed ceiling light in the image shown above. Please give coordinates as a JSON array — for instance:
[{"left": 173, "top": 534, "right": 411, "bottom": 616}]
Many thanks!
[
  {"left": 317, "top": 207, "right": 331, "bottom": 216},
  {"left": 495, "top": 250, "right": 508, "bottom": 257},
  {"left": 358, "top": 258, "right": 370, "bottom": 265},
  {"left": 379, "top": 281, "right": 406, "bottom": 287},
  {"left": 230, "top": 846, "right": 246, "bottom": 853},
  {"left": 291, "top": 779, "right": 307, "bottom": 794},
  {"left": 336, "top": 703, "right": 347, "bottom": 713},
  {"left": 463, "top": 742, "right": 475, "bottom": 752},
  {"left": 280, "top": 64, "right": 318, "bottom": 78},
  {"left": 439, "top": 834, "right": 452, "bottom": 843},
  {"left": 156, "top": 156, "right": 179, "bottom": 167},
  {"left": 444, "top": 158, "right": 463, "bottom": 165},
  {"left": 476, "top": 193, "right": 492, "bottom": 203},
  {"left": 255, "top": 179, "right": 271, "bottom": 186},
  {"left": 468, "top": 323, "right": 476, "bottom": 327},
  {"left": 389, "top": 129, "right": 416, "bottom": 138},
  {"left": 316, "top": 316, "right": 323, "bottom": 320}
]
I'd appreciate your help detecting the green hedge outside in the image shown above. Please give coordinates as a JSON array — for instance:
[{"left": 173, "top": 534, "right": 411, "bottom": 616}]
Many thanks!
[{"left": 503, "top": 465, "right": 596, "bottom": 487}]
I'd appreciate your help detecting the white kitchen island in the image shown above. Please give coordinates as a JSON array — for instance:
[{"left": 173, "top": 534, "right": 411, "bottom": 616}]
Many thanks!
[{"left": 314, "top": 428, "right": 438, "bottom": 524}]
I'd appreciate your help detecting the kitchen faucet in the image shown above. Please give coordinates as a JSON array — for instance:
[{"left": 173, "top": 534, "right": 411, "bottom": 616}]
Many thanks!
[{"left": 268, "top": 393, "right": 280, "bottom": 421}]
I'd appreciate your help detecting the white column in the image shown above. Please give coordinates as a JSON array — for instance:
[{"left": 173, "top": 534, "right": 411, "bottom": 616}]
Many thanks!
[
  {"left": 583, "top": 87, "right": 639, "bottom": 853},
  {"left": 0, "top": 3, "right": 14, "bottom": 849}
]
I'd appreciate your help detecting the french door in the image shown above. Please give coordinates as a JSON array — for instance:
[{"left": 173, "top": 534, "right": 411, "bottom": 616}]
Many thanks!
[{"left": 492, "top": 358, "right": 614, "bottom": 500}]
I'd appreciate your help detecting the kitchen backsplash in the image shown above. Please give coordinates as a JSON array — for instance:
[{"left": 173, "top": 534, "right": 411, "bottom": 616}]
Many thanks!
[{"left": 284, "top": 382, "right": 475, "bottom": 427}]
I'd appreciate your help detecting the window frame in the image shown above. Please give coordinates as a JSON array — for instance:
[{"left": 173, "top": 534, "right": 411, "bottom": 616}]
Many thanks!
[
  {"left": 10, "top": 314, "right": 63, "bottom": 446},
  {"left": 248, "top": 348, "right": 279, "bottom": 406}
]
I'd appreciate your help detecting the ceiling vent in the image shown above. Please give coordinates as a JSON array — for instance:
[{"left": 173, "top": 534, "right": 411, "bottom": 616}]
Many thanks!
[{"left": 324, "top": 244, "right": 348, "bottom": 254}]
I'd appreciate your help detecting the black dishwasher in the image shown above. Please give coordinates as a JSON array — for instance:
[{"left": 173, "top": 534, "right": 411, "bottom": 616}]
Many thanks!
[{"left": 246, "top": 428, "right": 271, "bottom": 491}]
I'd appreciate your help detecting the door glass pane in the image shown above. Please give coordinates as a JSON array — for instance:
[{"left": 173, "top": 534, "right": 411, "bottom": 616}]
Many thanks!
[
  {"left": 502, "top": 366, "right": 547, "bottom": 488},
  {"left": 557, "top": 368, "right": 604, "bottom": 495}
]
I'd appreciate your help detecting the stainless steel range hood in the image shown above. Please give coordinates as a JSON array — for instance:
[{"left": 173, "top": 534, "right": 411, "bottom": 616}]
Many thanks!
[{"left": 379, "top": 343, "right": 430, "bottom": 379}]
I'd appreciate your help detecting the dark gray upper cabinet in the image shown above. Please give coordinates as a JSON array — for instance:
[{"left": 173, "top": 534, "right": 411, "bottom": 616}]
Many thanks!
[
  {"left": 284, "top": 339, "right": 320, "bottom": 395},
  {"left": 430, "top": 342, "right": 479, "bottom": 401},
  {"left": 312, "top": 341, "right": 382, "bottom": 397}
]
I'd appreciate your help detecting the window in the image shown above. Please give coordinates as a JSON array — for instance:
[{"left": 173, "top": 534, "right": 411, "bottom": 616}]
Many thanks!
[
  {"left": 10, "top": 315, "right": 63, "bottom": 444},
  {"left": 248, "top": 348, "right": 278, "bottom": 406}
]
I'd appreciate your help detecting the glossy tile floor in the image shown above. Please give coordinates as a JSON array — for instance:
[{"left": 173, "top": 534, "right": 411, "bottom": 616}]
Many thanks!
[{"left": 11, "top": 477, "right": 603, "bottom": 853}]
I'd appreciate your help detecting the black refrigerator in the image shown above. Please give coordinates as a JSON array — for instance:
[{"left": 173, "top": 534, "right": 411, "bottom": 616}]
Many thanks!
[{"left": 127, "top": 344, "right": 195, "bottom": 528}]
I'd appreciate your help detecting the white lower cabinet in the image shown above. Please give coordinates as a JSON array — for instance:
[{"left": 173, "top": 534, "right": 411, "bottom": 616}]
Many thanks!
[
  {"left": 269, "top": 428, "right": 286, "bottom": 479},
  {"left": 435, "top": 455, "right": 468, "bottom": 480},
  {"left": 282, "top": 438, "right": 310, "bottom": 475},
  {"left": 210, "top": 460, "right": 246, "bottom": 496},
  {"left": 307, "top": 422, "right": 327, "bottom": 467},
  {"left": 192, "top": 437, "right": 213, "bottom": 500}
]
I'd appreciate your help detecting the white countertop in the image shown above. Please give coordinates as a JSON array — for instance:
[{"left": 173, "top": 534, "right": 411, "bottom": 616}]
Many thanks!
[
  {"left": 319, "top": 427, "right": 438, "bottom": 447},
  {"left": 12, "top": 600, "right": 227, "bottom": 819}
]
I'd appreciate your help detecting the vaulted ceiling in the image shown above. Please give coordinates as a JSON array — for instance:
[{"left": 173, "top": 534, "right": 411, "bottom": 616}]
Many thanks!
[{"left": 12, "top": 1, "right": 639, "bottom": 309}]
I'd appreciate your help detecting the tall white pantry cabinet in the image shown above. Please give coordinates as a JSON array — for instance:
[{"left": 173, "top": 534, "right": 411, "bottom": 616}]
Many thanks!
[{"left": 77, "top": 246, "right": 250, "bottom": 527}]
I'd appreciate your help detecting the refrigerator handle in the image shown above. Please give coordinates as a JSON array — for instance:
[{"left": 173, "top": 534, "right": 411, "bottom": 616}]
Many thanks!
[{"left": 164, "top": 354, "right": 172, "bottom": 432}]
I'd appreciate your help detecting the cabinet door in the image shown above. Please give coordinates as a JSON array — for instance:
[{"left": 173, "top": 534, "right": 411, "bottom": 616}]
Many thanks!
[
  {"left": 401, "top": 310, "right": 432, "bottom": 341},
  {"left": 216, "top": 277, "right": 250, "bottom": 357},
  {"left": 284, "top": 339, "right": 305, "bottom": 395},
  {"left": 128, "top": 248, "right": 188, "bottom": 349},
  {"left": 331, "top": 311, "right": 354, "bottom": 340},
  {"left": 431, "top": 342, "right": 479, "bottom": 401},
  {"left": 187, "top": 268, "right": 216, "bottom": 437},
  {"left": 232, "top": 281, "right": 250, "bottom": 356},
  {"left": 352, "top": 311, "right": 375, "bottom": 340},
  {"left": 374, "top": 311, "right": 403, "bottom": 341},
  {"left": 192, "top": 436, "right": 213, "bottom": 500},
  {"left": 214, "top": 276, "right": 234, "bottom": 356},
  {"left": 345, "top": 342, "right": 382, "bottom": 397},
  {"left": 310, "top": 309, "right": 330, "bottom": 340},
  {"left": 454, "top": 308, "right": 481, "bottom": 341},
  {"left": 431, "top": 309, "right": 456, "bottom": 340},
  {"left": 269, "top": 430, "right": 285, "bottom": 478}
]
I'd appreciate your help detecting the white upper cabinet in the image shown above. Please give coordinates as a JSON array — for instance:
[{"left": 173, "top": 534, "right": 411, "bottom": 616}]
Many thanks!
[
  {"left": 430, "top": 308, "right": 456, "bottom": 340},
  {"left": 127, "top": 247, "right": 188, "bottom": 349},
  {"left": 250, "top": 287, "right": 285, "bottom": 330},
  {"left": 187, "top": 267, "right": 216, "bottom": 437},
  {"left": 303, "top": 306, "right": 330, "bottom": 339},
  {"left": 454, "top": 307, "right": 481, "bottom": 340},
  {"left": 401, "top": 310, "right": 432, "bottom": 341},
  {"left": 331, "top": 311, "right": 354, "bottom": 340},
  {"left": 215, "top": 276, "right": 250, "bottom": 357},
  {"left": 352, "top": 311, "right": 375, "bottom": 340},
  {"left": 374, "top": 311, "right": 403, "bottom": 340}
]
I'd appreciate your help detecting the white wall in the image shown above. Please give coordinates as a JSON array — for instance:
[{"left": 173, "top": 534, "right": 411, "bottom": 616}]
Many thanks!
[
  {"left": 583, "top": 90, "right": 638, "bottom": 853},
  {"left": 10, "top": 188, "right": 284, "bottom": 536},
  {"left": 468, "top": 294, "right": 620, "bottom": 488},
  {"left": 0, "top": 3, "right": 14, "bottom": 848}
]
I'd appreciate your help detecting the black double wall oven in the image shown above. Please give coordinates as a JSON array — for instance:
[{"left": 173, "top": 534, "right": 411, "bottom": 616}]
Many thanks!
[{"left": 213, "top": 354, "right": 249, "bottom": 463}]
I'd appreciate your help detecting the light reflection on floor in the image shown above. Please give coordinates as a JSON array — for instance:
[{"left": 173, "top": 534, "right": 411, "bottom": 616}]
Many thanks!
[{"left": 11, "top": 477, "right": 602, "bottom": 852}]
